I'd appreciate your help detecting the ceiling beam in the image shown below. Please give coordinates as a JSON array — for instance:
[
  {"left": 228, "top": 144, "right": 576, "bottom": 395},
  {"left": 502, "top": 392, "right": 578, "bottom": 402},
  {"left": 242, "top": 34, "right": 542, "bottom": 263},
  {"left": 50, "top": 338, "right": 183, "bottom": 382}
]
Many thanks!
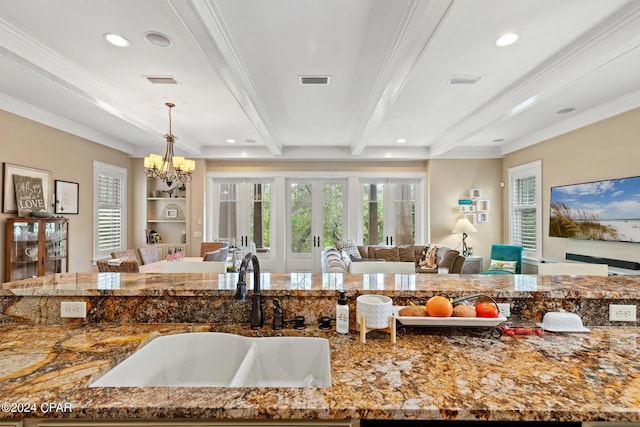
[
  {"left": 349, "top": 0, "right": 453, "bottom": 156},
  {"left": 170, "top": 0, "right": 283, "bottom": 156}
]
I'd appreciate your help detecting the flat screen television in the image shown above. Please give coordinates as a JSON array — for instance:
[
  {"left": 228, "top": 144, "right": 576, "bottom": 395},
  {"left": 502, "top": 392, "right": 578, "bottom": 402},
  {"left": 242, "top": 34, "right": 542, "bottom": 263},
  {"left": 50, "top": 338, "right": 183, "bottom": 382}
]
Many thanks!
[{"left": 549, "top": 175, "right": 640, "bottom": 243}]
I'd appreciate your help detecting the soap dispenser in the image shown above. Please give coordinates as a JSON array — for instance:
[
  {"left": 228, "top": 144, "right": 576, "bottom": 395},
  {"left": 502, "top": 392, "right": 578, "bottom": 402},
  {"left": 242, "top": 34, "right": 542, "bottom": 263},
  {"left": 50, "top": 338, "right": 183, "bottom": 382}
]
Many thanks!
[{"left": 336, "top": 290, "right": 349, "bottom": 334}]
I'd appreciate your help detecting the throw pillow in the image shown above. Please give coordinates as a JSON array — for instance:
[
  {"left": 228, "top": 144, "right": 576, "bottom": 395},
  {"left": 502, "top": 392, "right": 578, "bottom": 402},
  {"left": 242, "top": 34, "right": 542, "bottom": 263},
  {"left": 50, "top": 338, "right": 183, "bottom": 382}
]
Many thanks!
[
  {"left": 341, "top": 250, "right": 352, "bottom": 269},
  {"left": 418, "top": 245, "right": 438, "bottom": 269},
  {"left": 488, "top": 259, "right": 517, "bottom": 274},
  {"left": 398, "top": 245, "right": 416, "bottom": 263},
  {"left": 336, "top": 239, "right": 362, "bottom": 260},
  {"left": 373, "top": 247, "right": 400, "bottom": 262}
]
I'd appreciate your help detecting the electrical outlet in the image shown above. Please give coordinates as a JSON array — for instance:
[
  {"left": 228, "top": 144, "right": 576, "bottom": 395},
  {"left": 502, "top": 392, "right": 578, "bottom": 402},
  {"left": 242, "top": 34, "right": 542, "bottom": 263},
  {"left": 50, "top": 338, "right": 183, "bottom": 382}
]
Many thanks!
[
  {"left": 609, "top": 304, "right": 636, "bottom": 322},
  {"left": 497, "top": 303, "right": 511, "bottom": 318},
  {"left": 60, "top": 301, "right": 87, "bottom": 318}
]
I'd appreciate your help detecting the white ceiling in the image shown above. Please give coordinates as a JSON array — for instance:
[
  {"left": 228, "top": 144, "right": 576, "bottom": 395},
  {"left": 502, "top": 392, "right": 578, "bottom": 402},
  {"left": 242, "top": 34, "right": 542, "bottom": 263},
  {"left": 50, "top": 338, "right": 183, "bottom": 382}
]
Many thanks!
[{"left": 1, "top": 0, "right": 639, "bottom": 161}]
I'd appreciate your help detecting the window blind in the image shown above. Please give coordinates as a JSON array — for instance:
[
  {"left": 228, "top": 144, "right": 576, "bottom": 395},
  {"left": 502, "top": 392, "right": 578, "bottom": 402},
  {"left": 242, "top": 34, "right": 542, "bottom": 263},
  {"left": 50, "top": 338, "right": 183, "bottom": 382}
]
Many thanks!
[
  {"left": 512, "top": 176, "right": 537, "bottom": 252},
  {"left": 97, "top": 174, "right": 123, "bottom": 253}
]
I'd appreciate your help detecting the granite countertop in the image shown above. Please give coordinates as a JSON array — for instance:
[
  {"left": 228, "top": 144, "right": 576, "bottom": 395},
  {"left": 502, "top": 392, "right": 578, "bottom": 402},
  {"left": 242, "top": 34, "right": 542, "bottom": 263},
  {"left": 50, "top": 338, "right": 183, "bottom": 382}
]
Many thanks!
[
  {"left": 4, "top": 272, "right": 640, "bottom": 298},
  {"left": 1, "top": 272, "right": 640, "bottom": 422},
  {"left": 1, "top": 322, "right": 639, "bottom": 422}
]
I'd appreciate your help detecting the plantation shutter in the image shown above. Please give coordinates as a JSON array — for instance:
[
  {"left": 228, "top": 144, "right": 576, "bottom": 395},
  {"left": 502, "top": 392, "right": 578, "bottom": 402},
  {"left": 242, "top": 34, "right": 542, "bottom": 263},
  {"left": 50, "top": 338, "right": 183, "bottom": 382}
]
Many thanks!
[
  {"left": 508, "top": 161, "right": 542, "bottom": 259},
  {"left": 93, "top": 161, "right": 127, "bottom": 260},
  {"left": 512, "top": 176, "right": 537, "bottom": 252},
  {"left": 97, "top": 174, "right": 123, "bottom": 253}
]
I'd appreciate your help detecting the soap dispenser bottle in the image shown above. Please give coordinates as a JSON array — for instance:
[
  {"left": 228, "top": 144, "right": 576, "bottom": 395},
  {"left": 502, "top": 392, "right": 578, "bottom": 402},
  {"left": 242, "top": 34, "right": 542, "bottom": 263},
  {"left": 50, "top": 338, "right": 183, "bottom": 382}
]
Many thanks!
[{"left": 336, "top": 290, "right": 349, "bottom": 334}]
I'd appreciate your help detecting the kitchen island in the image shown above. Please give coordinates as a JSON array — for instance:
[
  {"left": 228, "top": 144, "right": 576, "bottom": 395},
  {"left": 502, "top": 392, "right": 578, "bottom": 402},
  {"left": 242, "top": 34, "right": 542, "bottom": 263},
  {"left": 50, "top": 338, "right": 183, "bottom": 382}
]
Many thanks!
[{"left": 1, "top": 272, "right": 639, "bottom": 424}]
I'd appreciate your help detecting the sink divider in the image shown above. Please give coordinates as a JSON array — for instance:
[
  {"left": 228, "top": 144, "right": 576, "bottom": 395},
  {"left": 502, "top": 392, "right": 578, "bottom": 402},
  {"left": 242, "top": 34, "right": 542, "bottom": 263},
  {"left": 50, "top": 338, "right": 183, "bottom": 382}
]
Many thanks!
[{"left": 229, "top": 341, "right": 258, "bottom": 387}]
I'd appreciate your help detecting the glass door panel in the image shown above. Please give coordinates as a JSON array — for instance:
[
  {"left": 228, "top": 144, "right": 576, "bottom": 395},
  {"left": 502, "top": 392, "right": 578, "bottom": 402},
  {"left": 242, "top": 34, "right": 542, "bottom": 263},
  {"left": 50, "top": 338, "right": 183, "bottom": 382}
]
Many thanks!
[
  {"left": 322, "top": 183, "right": 344, "bottom": 247},
  {"left": 362, "top": 181, "right": 416, "bottom": 246},
  {"left": 211, "top": 180, "right": 273, "bottom": 270},
  {"left": 394, "top": 183, "right": 415, "bottom": 245},
  {"left": 287, "top": 180, "right": 345, "bottom": 272},
  {"left": 362, "top": 184, "right": 383, "bottom": 245},
  {"left": 218, "top": 183, "right": 239, "bottom": 246},
  {"left": 249, "top": 183, "right": 271, "bottom": 253},
  {"left": 289, "top": 182, "right": 312, "bottom": 254}
]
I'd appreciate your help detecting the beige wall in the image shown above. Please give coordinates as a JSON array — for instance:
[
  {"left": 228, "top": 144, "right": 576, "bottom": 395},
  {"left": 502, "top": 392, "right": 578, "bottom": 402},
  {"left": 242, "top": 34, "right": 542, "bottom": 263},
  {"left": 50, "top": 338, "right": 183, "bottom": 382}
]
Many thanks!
[
  {"left": 1, "top": 110, "right": 134, "bottom": 279},
  {"left": 503, "top": 107, "right": 640, "bottom": 264},
  {"left": 428, "top": 159, "right": 503, "bottom": 269}
]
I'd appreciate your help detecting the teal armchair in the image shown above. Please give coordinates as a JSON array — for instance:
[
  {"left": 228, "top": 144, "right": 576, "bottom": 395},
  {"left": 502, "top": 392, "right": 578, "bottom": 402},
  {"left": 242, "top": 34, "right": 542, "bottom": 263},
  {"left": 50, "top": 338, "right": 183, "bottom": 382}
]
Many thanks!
[{"left": 482, "top": 244, "right": 523, "bottom": 274}]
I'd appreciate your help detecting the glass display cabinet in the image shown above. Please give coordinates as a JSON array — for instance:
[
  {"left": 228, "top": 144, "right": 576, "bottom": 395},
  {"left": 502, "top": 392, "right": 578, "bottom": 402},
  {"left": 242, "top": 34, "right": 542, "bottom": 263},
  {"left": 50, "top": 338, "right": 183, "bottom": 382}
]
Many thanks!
[{"left": 4, "top": 217, "right": 69, "bottom": 282}]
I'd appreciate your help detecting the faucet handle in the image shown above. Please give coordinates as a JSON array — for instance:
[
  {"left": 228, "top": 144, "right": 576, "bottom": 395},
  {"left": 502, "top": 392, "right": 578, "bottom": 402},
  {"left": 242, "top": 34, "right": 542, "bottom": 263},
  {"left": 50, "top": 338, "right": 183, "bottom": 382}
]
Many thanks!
[
  {"left": 284, "top": 315, "right": 306, "bottom": 330},
  {"left": 292, "top": 316, "right": 306, "bottom": 330},
  {"left": 272, "top": 298, "right": 285, "bottom": 330},
  {"left": 319, "top": 316, "right": 335, "bottom": 330}
]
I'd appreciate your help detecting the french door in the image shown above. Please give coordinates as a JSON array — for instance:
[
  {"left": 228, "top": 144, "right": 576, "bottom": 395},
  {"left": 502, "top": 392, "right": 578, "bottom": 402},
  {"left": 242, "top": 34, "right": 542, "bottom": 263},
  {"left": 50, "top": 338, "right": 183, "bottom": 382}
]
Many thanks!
[
  {"left": 287, "top": 179, "right": 346, "bottom": 272},
  {"left": 212, "top": 180, "right": 272, "bottom": 270},
  {"left": 362, "top": 181, "right": 416, "bottom": 246}
]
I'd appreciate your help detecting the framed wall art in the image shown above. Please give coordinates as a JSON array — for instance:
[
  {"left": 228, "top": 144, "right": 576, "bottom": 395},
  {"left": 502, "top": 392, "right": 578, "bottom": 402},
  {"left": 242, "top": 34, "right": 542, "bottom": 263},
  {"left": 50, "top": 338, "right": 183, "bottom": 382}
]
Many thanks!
[
  {"left": 2, "top": 163, "right": 51, "bottom": 214},
  {"left": 55, "top": 180, "right": 79, "bottom": 214}
]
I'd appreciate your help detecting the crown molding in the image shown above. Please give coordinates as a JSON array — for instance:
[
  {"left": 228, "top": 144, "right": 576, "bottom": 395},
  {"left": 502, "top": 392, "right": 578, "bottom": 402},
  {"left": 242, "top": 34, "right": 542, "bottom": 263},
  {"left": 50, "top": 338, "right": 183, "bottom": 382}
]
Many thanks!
[{"left": 0, "top": 93, "right": 136, "bottom": 154}]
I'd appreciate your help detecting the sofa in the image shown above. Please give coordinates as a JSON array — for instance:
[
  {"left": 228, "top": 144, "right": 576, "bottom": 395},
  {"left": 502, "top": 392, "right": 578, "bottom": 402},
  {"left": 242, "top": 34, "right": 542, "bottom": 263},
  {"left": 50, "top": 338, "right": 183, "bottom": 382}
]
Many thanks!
[{"left": 321, "top": 243, "right": 468, "bottom": 274}]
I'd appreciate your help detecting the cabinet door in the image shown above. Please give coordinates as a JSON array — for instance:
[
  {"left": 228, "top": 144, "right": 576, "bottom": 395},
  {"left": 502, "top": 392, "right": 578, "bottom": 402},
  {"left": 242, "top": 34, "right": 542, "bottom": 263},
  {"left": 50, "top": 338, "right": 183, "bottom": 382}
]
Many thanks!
[
  {"left": 5, "top": 219, "right": 40, "bottom": 281},
  {"left": 43, "top": 219, "right": 68, "bottom": 275}
]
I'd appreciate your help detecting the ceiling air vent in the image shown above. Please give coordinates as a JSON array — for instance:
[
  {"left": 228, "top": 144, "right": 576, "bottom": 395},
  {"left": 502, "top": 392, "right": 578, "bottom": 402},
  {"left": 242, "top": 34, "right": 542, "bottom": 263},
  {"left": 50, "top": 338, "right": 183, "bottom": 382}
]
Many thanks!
[
  {"left": 446, "top": 75, "right": 482, "bottom": 85},
  {"left": 299, "top": 75, "right": 330, "bottom": 85},
  {"left": 145, "top": 76, "right": 178, "bottom": 84}
]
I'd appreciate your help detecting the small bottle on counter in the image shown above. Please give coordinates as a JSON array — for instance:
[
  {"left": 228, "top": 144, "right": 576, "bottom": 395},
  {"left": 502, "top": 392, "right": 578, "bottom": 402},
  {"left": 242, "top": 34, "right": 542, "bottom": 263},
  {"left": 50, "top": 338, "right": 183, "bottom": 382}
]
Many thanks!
[{"left": 336, "top": 290, "right": 349, "bottom": 334}]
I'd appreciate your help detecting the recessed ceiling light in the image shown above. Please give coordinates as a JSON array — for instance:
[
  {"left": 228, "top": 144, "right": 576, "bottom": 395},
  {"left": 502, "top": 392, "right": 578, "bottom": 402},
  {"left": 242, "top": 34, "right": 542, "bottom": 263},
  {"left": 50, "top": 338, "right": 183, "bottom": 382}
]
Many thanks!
[
  {"left": 495, "top": 33, "right": 519, "bottom": 47},
  {"left": 144, "top": 31, "right": 172, "bottom": 48},
  {"left": 396, "top": 138, "right": 407, "bottom": 144},
  {"left": 556, "top": 107, "right": 576, "bottom": 114},
  {"left": 245, "top": 139, "right": 256, "bottom": 144},
  {"left": 493, "top": 138, "right": 505, "bottom": 143},
  {"left": 104, "top": 33, "right": 130, "bottom": 47},
  {"left": 226, "top": 139, "right": 236, "bottom": 144}
]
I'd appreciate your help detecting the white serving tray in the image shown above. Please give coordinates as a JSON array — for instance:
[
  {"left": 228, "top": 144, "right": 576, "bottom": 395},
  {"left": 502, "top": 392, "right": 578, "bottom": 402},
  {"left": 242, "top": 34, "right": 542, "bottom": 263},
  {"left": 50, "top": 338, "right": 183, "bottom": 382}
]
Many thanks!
[{"left": 393, "top": 306, "right": 507, "bottom": 327}]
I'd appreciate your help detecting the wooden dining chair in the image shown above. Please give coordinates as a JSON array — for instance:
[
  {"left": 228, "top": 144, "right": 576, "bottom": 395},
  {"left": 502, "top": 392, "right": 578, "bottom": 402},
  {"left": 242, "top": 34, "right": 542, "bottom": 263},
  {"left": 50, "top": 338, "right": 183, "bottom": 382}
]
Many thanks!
[
  {"left": 200, "top": 242, "right": 225, "bottom": 257},
  {"left": 110, "top": 249, "right": 139, "bottom": 263},
  {"left": 97, "top": 259, "right": 140, "bottom": 272},
  {"left": 137, "top": 247, "right": 160, "bottom": 265}
]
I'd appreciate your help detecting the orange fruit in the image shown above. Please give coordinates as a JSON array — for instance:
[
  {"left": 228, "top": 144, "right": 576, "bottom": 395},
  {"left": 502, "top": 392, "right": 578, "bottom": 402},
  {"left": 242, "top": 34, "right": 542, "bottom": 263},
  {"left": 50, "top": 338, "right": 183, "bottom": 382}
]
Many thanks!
[{"left": 425, "top": 295, "right": 453, "bottom": 317}]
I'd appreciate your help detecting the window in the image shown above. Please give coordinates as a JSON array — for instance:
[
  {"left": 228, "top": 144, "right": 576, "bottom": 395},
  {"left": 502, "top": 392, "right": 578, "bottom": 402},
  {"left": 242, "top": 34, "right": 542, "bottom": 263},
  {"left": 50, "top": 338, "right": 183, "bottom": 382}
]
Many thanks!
[
  {"left": 93, "top": 161, "right": 127, "bottom": 260},
  {"left": 508, "top": 160, "right": 541, "bottom": 259}
]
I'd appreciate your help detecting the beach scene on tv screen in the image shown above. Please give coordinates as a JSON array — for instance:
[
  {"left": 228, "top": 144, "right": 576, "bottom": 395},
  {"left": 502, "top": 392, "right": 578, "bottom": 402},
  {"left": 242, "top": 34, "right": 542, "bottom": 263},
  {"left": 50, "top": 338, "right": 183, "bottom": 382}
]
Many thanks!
[{"left": 550, "top": 176, "right": 640, "bottom": 242}]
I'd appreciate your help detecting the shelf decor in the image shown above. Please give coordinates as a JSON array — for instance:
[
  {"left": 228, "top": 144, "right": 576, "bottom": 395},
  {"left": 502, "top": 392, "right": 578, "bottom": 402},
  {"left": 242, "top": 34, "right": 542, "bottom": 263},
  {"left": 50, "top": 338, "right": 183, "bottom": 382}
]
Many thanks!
[
  {"left": 163, "top": 203, "right": 185, "bottom": 220},
  {"left": 54, "top": 180, "right": 79, "bottom": 214}
]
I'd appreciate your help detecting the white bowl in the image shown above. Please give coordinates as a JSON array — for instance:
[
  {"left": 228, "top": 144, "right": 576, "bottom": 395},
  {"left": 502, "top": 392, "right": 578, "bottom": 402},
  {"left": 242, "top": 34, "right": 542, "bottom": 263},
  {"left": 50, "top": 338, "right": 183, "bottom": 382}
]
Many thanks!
[
  {"left": 538, "top": 310, "right": 590, "bottom": 332},
  {"left": 356, "top": 294, "right": 393, "bottom": 329}
]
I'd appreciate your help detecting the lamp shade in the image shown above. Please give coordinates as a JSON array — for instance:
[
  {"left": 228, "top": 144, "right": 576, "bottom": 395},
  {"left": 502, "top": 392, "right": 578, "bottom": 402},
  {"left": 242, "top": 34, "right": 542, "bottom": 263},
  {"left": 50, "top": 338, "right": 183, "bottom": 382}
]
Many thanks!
[{"left": 452, "top": 217, "right": 477, "bottom": 234}]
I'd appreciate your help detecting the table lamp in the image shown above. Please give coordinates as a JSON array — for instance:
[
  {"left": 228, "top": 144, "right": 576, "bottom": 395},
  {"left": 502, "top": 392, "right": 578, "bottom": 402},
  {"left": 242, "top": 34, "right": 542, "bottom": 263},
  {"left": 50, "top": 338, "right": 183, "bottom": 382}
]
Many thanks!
[{"left": 452, "top": 217, "right": 477, "bottom": 256}]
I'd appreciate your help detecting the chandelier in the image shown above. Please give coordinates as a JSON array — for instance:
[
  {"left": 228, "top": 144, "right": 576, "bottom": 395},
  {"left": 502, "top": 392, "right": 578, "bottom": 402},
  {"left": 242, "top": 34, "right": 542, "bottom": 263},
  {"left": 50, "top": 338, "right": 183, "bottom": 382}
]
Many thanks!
[{"left": 144, "top": 102, "right": 195, "bottom": 188}]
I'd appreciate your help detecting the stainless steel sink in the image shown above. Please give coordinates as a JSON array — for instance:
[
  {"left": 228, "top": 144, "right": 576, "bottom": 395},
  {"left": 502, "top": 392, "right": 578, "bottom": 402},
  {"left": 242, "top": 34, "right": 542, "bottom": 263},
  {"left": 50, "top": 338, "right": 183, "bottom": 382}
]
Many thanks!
[{"left": 90, "top": 332, "right": 332, "bottom": 388}]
